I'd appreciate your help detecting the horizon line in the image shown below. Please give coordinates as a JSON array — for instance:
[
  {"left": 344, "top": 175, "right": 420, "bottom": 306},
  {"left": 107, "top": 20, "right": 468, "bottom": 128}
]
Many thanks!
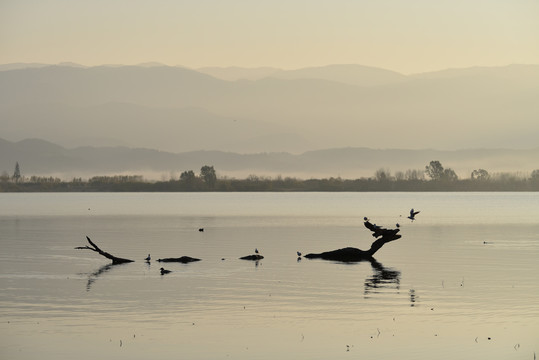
[{"left": 1, "top": 61, "right": 538, "bottom": 76}]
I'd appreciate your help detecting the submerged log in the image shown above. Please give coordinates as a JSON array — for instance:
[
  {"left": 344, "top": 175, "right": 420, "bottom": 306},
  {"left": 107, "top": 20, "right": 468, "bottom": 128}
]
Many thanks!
[
  {"left": 157, "top": 256, "right": 201, "bottom": 263},
  {"left": 75, "top": 236, "right": 134, "bottom": 264},
  {"left": 304, "top": 221, "right": 401, "bottom": 262},
  {"left": 304, "top": 247, "right": 371, "bottom": 262},
  {"left": 239, "top": 254, "right": 264, "bottom": 261}
]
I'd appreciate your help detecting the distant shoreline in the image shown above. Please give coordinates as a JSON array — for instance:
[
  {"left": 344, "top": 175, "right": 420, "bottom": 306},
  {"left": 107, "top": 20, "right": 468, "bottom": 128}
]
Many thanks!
[{"left": 2, "top": 177, "right": 538, "bottom": 192}]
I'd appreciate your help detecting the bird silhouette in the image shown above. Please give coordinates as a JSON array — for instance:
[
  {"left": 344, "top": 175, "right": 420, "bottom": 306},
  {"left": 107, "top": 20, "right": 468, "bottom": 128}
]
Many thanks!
[
  {"left": 408, "top": 208, "right": 420, "bottom": 221},
  {"left": 160, "top": 267, "right": 171, "bottom": 275},
  {"left": 144, "top": 254, "right": 151, "bottom": 261},
  {"left": 255, "top": 248, "right": 259, "bottom": 254},
  {"left": 297, "top": 251, "right": 302, "bottom": 257}
]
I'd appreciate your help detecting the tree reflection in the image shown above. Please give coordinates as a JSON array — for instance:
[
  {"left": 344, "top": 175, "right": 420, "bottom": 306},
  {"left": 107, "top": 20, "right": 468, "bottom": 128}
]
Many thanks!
[
  {"left": 83, "top": 263, "right": 131, "bottom": 291},
  {"left": 364, "top": 258, "right": 401, "bottom": 297}
]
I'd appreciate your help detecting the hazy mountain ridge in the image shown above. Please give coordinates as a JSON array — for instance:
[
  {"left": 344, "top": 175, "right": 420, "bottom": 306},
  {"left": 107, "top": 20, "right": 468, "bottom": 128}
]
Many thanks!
[
  {"left": 0, "top": 102, "right": 300, "bottom": 152},
  {"left": 196, "top": 64, "right": 407, "bottom": 87},
  {"left": 196, "top": 66, "right": 282, "bottom": 81},
  {"left": 1, "top": 63, "right": 538, "bottom": 153},
  {"left": 1, "top": 138, "right": 537, "bottom": 180}
]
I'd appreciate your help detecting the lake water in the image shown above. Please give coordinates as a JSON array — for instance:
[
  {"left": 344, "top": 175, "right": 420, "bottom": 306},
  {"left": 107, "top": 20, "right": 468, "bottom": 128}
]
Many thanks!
[{"left": 1, "top": 192, "right": 538, "bottom": 360}]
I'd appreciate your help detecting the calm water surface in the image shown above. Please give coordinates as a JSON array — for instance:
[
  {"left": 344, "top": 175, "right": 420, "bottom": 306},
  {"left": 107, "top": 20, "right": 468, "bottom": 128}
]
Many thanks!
[{"left": 1, "top": 192, "right": 538, "bottom": 359}]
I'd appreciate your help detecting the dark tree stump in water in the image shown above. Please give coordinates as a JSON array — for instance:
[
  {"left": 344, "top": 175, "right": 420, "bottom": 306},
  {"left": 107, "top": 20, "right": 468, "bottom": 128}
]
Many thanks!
[
  {"left": 304, "top": 221, "right": 401, "bottom": 262},
  {"left": 75, "top": 236, "right": 134, "bottom": 264},
  {"left": 157, "top": 256, "right": 201, "bottom": 263},
  {"left": 304, "top": 247, "right": 372, "bottom": 262}
]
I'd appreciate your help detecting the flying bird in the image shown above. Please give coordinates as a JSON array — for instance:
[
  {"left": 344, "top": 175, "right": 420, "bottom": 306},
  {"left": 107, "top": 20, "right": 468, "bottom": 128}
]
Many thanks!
[
  {"left": 408, "top": 208, "right": 420, "bottom": 221},
  {"left": 144, "top": 254, "right": 151, "bottom": 261},
  {"left": 160, "top": 267, "right": 171, "bottom": 275}
]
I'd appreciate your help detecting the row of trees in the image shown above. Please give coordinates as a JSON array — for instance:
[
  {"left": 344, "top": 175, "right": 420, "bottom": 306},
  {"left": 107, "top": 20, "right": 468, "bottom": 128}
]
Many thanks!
[
  {"left": 2, "top": 162, "right": 538, "bottom": 192},
  {"left": 375, "top": 160, "right": 539, "bottom": 183},
  {"left": 178, "top": 165, "right": 217, "bottom": 189}
]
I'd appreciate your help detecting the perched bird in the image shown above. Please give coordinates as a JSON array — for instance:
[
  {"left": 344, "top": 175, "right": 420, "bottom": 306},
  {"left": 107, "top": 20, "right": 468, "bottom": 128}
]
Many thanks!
[
  {"left": 408, "top": 208, "right": 420, "bottom": 221},
  {"left": 396, "top": 223, "right": 400, "bottom": 228},
  {"left": 160, "top": 267, "right": 171, "bottom": 275},
  {"left": 255, "top": 248, "right": 259, "bottom": 254},
  {"left": 297, "top": 251, "right": 302, "bottom": 257},
  {"left": 363, "top": 216, "right": 369, "bottom": 221},
  {"left": 144, "top": 254, "right": 151, "bottom": 261}
]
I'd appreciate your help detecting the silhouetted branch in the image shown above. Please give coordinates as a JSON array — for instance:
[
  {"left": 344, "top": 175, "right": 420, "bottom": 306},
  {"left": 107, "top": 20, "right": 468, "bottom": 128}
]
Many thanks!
[
  {"left": 75, "top": 236, "right": 134, "bottom": 264},
  {"left": 304, "top": 221, "right": 401, "bottom": 262}
]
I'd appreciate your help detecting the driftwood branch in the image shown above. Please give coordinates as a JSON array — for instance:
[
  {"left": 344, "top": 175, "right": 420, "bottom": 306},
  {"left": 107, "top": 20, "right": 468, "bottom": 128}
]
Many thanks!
[
  {"left": 75, "top": 236, "right": 134, "bottom": 264},
  {"left": 304, "top": 221, "right": 401, "bottom": 262}
]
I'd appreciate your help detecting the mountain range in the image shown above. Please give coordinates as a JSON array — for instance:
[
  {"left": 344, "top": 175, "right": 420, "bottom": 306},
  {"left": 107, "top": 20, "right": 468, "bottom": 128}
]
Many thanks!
[
  {"left": 1, "top": 138, "right": 537, "bottom": 180},
  {"left": 1, "top": 63, "right": 538, "bottom": 154}
]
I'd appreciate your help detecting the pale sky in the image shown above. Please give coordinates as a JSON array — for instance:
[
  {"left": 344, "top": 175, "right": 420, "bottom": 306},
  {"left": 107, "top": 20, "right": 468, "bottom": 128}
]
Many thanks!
[{"left": 1, "top": 0, "right": 538, "bottom": 74}]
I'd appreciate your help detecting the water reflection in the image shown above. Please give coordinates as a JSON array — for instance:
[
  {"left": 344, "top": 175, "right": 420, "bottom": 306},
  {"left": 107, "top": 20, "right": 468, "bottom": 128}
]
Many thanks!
[
  {"left": 84, "top": 263, "right": 133, "bottom": 291},
  {"left": 364, "top": 258, "right": 401, "bottom": 297},
  {"left": 84, "top": 264, "right": 112, "bottom": 291},
  {"left": 409, "top": 288, "right": 418, "bottom": 306}
]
